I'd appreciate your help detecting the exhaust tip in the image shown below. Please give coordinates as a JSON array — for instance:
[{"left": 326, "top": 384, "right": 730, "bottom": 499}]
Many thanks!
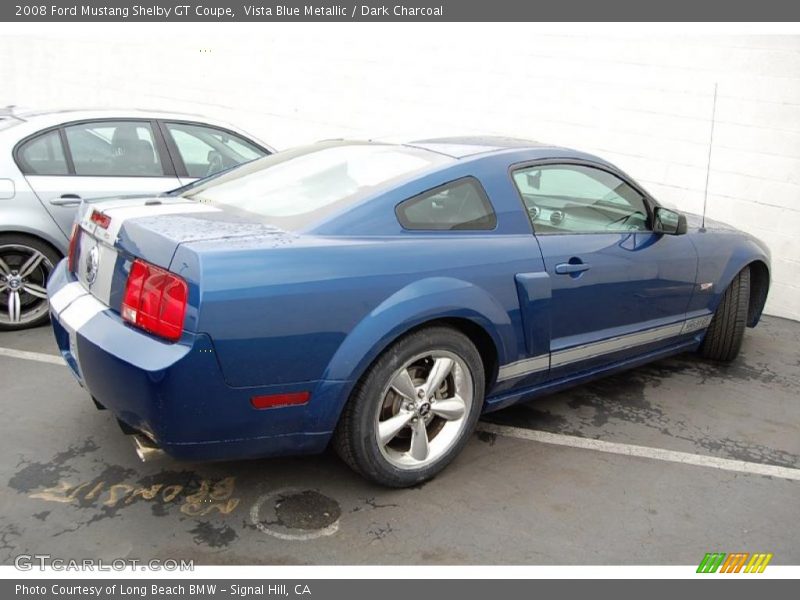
[{"left": 132, "top": 434, "right": 165, "bottom": 463}]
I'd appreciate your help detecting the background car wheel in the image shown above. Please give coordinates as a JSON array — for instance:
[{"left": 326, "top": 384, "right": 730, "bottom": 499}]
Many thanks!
[
  {"left": 0, "top": 234, "right": 60, "bottom": 331},
  {"left": 699, "top": 267, "right": 751, "bottom": 362},
  {"left": 333, "top": 326, "right": 485, "bottom": 488}
]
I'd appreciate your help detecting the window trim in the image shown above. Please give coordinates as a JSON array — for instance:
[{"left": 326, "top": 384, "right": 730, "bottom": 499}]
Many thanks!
[
  {"left": 508, "top": 158, "right": 658, "bottom": 236},
  {"left": 13, "top": 118, "right": 177, "bottom": 178},
  {"left": 57, "top": 127, "right": 75, "bottom": 174},
  {"left": 395, "top": 176, "right": 498, "bottom": 232},
  {"left": 158, "top": 119, "right": 271, "bottom": 180}
]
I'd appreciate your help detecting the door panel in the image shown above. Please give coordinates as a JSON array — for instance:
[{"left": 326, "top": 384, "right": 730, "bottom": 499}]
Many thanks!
[
  {"left": 537, "top": 232, "right": 697, "bottom": 374},
  {"left": 23, "top": 175, "right": 181, "bottom": 237},
  {"left": 511, "top": 161, "right": 698, "bottom": 377}
]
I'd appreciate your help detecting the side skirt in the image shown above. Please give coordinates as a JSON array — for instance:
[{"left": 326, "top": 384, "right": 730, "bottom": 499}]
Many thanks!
[{"left": 482, "top": 338, "right": 701, "bottom": 414}]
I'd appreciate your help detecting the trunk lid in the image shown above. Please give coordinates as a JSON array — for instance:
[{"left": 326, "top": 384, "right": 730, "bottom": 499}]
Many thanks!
[{"left": 70, "top": 196, "right": 286, "bottom": 313}]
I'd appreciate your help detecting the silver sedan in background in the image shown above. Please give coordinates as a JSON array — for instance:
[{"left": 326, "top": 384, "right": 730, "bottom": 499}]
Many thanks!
[{"left": 0, "top": 107, "right": 274, "bottom": 329}]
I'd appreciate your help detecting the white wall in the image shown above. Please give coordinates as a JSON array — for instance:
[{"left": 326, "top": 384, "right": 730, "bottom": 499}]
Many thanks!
[{"left": 1, "top": 25, "right": 798, "bottom": 320}]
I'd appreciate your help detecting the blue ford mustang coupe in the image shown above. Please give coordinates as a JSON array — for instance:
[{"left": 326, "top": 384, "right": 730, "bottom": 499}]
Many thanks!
[{"left": 46, "top": 137, "right": 770, "bottom": 487}]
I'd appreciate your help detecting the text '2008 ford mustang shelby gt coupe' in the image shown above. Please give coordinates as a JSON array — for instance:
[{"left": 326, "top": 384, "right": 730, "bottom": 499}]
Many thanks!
[{"left": 47, "top": 137, "right": 770, "bottom": 487}]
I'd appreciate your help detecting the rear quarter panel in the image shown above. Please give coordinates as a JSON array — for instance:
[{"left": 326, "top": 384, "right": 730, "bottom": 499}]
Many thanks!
[
  {"left": 178, "top": 233, "right": 540, "bottom": 389},
  {"left": 0, "top": 130, "right": 69, "bottom": 253}
]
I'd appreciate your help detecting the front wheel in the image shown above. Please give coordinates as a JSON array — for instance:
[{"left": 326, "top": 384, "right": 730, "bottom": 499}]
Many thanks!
[
  {"left": 699, "top": 267, "right": 750, "bottom": 362},
  {"left": 333, "top": 326, "right": 485, "bottom": 487}
]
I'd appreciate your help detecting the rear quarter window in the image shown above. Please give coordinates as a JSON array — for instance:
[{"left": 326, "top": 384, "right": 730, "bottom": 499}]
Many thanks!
[
  {"left": 396, "top": 177, "right": 497, "bottom": 231},
  {"left": 15, "top": 129, "right": 69, "bottom": 175}
]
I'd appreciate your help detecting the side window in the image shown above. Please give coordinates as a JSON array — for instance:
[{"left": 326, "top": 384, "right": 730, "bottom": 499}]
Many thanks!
[
  {"left": 512, "top": 164, "right": 649, "bottom": 234},
  {"left": 16, "top": 130, "right": 69, "bottom": 175},
  {"left": 64, "top": 121, "right": 164, "bottom": 177},
  {"left": 396, "top": 177, "right": 497, "bottom": 231},
  {"left": 165, "top": 122, "right": 266, "bottom": 179}
]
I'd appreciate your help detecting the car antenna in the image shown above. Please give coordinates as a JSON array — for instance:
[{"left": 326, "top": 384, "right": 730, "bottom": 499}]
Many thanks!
[{"left": 701, "top": 83, "right": 718, "bottom": 231}]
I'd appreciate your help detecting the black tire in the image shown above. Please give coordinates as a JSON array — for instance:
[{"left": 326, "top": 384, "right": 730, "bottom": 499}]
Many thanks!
[
  {"left": 333, "top": 326, "right": 485, "bottom": 488},
  {"left": 699, "top": 267, "right": 750, "bottom": 362},
  {"left": 0, "top": 234, "right": 61, "bottom": 331}
]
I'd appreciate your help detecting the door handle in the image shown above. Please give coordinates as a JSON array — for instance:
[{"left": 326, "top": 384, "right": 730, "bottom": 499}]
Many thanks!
[
  {"left": 49, "top": 194, "right": 82, "bottom": 206},
  {"left": 555, "top": 262, "right": 591, "bottom": 275}
]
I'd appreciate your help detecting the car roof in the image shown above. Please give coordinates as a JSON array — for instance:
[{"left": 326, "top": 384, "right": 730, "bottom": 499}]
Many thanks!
[
  {"left": 0, "top": 106, "right": 274, "bottom": 151},
  {"left": 404, "top": 135, "right": 565, "bottom": 158},
  {"left": 6, "top": 106, "right": 212, "bottom": 123},
  {"left": 313, "top": 137, "right": 610, "bottom": 172}
]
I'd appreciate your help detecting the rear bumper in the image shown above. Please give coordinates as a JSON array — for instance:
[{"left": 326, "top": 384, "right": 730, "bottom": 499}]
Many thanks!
[{"left": 47, "top": 260, "right": 344, "bottom": 461}]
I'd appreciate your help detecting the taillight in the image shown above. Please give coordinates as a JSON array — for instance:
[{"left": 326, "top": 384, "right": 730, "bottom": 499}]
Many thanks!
[
  {"left": 90, "top": 210, "right": 111, "bottom": 229},
  {"left": 67, "top": 224, "right": 80, "bottom": 273},
  {"left": 121, "top": 259, "right": 188, "bottom": 342}
]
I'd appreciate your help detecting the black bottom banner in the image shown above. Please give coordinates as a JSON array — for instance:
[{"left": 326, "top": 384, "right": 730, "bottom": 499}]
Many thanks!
[{"left": 3, "top": 580, "right": 794, "bottom": 600}]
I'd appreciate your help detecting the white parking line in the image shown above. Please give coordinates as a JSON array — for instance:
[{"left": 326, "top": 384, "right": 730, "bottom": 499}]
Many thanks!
[
  {"left": 0, "top": 347, "right": 64, "bottom": 366},
  {"left": 2, "top": 344, "right": 798, "bottom": 482},
  {"left": 477, "top": 423, "right": 800, "bottom": 482}
]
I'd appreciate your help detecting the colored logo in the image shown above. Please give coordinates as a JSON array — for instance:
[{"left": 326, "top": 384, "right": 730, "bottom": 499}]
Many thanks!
[{"left": 697, "top": 552, "right": 773, "bottom": 573}]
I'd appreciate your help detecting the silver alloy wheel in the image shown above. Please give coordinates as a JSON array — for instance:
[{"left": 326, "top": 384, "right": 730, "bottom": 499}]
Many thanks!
[
  {"left": 0, "top": 244, "right": 54, "bottom": 326},
  {"left": 375, "top": 350, "right": 474, "bottom": 470}
]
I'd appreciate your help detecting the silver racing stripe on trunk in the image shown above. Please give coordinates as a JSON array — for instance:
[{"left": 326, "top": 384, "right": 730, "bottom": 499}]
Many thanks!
[
  {"left": 86, "top": 201, "right": 222, "bottom": 247},
  {"left": 73, "top": 233, "right": 117, "bottom": 306},
  {"left": 74, "top": 201, "right": 222, "bottom": 306}
]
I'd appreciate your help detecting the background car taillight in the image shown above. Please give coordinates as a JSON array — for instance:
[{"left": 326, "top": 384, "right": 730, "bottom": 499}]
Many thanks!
[
  {"left": 67, "top": 224, "right": 80, "bottom": 273},
  {"left": 90, "top": 209, "right": 111, "bottom": 229},
  {"left": 121, "top": 258, "right": 188, "bottom": 342}
]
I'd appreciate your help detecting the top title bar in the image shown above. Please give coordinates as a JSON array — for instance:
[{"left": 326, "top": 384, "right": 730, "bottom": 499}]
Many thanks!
[{"left": 3, "top": 0, "right": 800, "bottom": 22}]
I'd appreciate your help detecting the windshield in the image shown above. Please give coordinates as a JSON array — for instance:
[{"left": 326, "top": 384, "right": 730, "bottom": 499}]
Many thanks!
[{"left": 180, "top": 141, "right": 452, "bottom": 229}]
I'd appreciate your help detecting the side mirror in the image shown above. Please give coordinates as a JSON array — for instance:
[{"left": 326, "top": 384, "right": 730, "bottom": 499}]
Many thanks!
[{"left": 653, "top": 206, "right": 687, "bottom": 235}]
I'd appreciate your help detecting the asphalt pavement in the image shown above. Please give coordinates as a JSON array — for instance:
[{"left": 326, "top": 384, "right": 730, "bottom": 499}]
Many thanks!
[{"left": 0, "top": 316, "right": 797, "bottom": 565}]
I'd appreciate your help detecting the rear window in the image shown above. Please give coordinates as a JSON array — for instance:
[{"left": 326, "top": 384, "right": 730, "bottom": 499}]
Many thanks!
[{"left": 180, "top": 142, "right": 452, "bottom": 229}]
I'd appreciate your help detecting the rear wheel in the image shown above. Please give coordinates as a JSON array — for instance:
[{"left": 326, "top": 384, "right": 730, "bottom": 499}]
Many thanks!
[
  {"left": 333, "top": 326, "right": 485, "bottom": 487},
  {"left": 699, "top": 267, "right": 750, "bottom": 362},
  {"left": 0, "top": 234, "right": 60, "bottom": 331}
]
